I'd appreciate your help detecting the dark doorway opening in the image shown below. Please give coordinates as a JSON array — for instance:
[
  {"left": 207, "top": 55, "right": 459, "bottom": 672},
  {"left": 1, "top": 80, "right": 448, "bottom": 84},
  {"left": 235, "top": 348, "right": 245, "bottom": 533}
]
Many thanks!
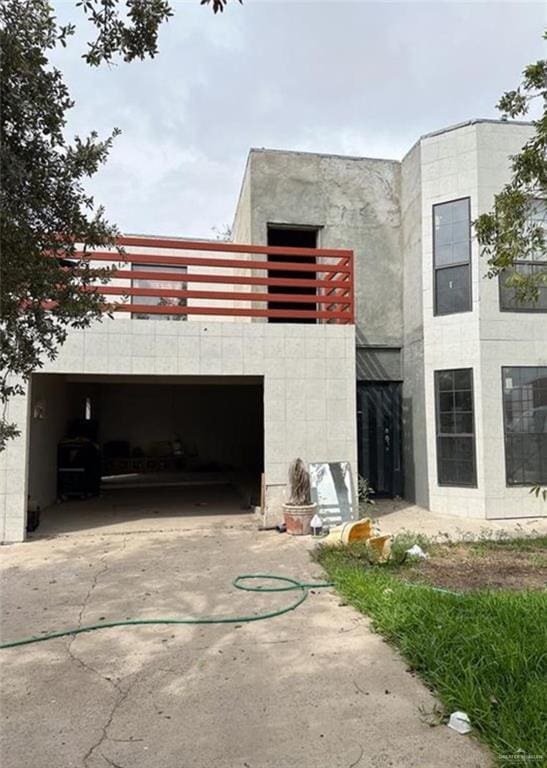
[
  {"left": 357, "top": 381, "right": 403, "bottom": 498},
  {"left": 267, "top": 226, "right": 318, "bottom": 323},
  {"left": 27, "top": 374, "right": 264, "bottom": 535}
]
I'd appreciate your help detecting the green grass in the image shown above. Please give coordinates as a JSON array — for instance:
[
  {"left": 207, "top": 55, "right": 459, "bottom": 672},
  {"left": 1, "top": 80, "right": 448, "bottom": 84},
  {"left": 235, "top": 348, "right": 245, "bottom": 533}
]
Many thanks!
[{"left": 317, "top": 546, "right": 547, "bottom": 767}]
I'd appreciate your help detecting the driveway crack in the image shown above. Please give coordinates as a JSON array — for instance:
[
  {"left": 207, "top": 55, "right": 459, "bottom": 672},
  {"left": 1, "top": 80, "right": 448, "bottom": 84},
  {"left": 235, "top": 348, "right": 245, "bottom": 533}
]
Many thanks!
[
  {"left": 82, "top": 675, "right": 139, "bottom": 767},
  {"left": 62, "top": 538, "right": 136, "bottom": 768},
  {"left": 66, "top": 551, "right": 114, "bottom": 683}
]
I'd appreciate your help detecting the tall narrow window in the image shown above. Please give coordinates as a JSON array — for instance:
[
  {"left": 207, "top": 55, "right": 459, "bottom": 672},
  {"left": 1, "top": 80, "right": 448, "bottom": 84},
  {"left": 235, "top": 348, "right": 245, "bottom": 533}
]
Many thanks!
[
  {"left": 131, "top": 264, "right": 187, "bottom": 321},
  {"left": 435, "top": 368, "right": 476, "bottom": 486},
  {"left": 499, "top": 199, "right": 547, "bottom": 311},
  {"left": 433, "top": 198, "right": 472, "bottom": 315},
  {"left": 502, "top": 367, "right": 547, "bottom": 485}
]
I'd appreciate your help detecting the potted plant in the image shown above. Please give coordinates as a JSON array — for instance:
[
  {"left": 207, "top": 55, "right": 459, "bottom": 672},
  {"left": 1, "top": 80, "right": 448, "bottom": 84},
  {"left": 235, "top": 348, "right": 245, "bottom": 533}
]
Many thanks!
[{"left": 283, "top": 458, "right": 317, "bottom": 535}]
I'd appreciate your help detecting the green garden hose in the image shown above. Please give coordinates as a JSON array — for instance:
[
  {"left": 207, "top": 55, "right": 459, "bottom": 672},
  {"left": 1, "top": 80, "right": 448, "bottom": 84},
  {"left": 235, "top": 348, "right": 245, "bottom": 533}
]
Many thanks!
[{"left": 0, "top": 574, "right": 334, "bottom": 650}]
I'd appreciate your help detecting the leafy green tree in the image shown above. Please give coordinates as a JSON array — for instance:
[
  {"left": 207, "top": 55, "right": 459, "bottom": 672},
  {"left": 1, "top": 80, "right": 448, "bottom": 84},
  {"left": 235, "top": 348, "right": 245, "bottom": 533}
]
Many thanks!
[
  {"left": 475, "top": 35, "right": 546, "bottom": 502},
  {"left": 76, "top": 0, "right": 240, "bottom": 66},
  {"left": 0, "top": 0, "right": 239, "bottom": 449},
  {"left": 474, "top": 34, "right": 547, "bottom": 303}
]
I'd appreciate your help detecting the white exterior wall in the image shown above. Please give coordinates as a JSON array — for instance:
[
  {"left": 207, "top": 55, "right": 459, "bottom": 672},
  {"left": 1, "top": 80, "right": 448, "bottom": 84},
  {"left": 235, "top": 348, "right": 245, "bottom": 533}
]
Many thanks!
[
  {"left": 0, "top": 391, "right": 30, "bottom": 543},
  {"left": 420, "top": 124, "right": 485, "bottom": 518},
  {"left": 419, "top": 121, "right": 545, "bottom": 519},
  {"left": 0, "top": 320, "right": 357, "bottom": 542},
  {"left": 475, "top": 123, "right": 546, "bottom": 519}
]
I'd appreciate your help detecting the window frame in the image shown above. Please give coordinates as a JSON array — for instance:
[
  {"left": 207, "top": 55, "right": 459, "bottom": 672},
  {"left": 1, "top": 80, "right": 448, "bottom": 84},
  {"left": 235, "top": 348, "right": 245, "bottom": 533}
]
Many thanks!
[
  {"left": 432, "top": 197, "right": 473, "bottom": 317},
  {"left": 130, "top": 262, "right": 188, "bottom": 321},
  {"left": 501, "top": 365, "right": 547, "bottom": 486},
  {"left": 498, "top": 198, "right": 547, "bottom": 313},
  {"left": 434, "top": 367, "right": 477, "bottom": 488}
]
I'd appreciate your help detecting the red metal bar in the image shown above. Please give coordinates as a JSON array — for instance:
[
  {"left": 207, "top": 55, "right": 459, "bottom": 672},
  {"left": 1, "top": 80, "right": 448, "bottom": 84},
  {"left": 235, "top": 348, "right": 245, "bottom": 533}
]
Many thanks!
[
  {"left": 41, "top": 299, "right": 352, "bottom": 323},
  {"left": 111, "top": 268, "right": 350, "bottom": 290},
  {"left": 98, "top": 285, "right": 351, "bottom": 306},
  {"left": 83, "top": 251, "right": 350, "bottom": 275},
  {"left": 115, "top": 235, "right": 352, "bottom": 259},
  {"left": 50, "top": 236, "right": 355, "bottom": 323}
]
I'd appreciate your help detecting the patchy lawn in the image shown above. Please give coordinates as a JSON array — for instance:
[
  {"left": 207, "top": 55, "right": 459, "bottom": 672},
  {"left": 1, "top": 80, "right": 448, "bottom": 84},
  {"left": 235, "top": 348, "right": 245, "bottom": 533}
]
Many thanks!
[
  {"left": 316, "top": 535, "right": 547, "bottom": 768},
  {"left": 403, "top": 536, "right": 547, "bottom": 591}
]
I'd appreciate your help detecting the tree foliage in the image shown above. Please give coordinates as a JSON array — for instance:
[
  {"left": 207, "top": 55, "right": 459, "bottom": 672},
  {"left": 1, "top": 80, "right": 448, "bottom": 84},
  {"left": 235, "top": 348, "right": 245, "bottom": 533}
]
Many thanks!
[
  {"left": 474, "top": 33, "right": 547, "bottom": 303},
  {"left": 475, "top": 33, "right": 547, "bottom": 501},
  {"left": 0, "top": 0, "right": 119, "bottom": 449},
  {"left": 77, "top": 0, "right": 241, "bottom": 65},
  {"left": 0, "top": 0, "right": 239, "bottom": 449}
]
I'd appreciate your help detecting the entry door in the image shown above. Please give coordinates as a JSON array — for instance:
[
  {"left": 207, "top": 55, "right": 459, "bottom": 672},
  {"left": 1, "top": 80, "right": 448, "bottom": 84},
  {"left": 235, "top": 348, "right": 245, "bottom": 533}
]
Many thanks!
[{"left": 357, "top": 382, "right": 403, "bottom": 498}]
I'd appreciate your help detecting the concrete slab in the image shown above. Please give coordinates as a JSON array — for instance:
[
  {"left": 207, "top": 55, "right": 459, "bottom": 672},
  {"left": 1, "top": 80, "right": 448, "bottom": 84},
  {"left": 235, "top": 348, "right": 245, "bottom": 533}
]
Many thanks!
[
  {"left": 0, "top": 525, "right": 491, "bottom": 767},
  {"left": 370, "top": 499, "right": 547, "bottom": 540},
  {"left": 35, "top": 482, "right": 254, "bottom": 538}
]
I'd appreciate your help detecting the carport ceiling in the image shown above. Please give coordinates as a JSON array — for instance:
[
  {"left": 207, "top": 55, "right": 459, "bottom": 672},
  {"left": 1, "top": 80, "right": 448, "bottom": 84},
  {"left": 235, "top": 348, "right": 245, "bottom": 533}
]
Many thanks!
[{"left": 66, "top": 375, "right": 263, "bottom": 386}]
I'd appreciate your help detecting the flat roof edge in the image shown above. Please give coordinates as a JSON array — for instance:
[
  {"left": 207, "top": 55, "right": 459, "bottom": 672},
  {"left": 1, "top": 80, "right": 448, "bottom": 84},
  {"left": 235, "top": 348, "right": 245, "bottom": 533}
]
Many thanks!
[
  {"left": 249, "top": 147, "right": 399, "bottom": 165},
  {"left": 419, "top": 117, "right": 533, "bottom": 141},
  {"left": 401, "top": 117, "right": 534, "bottom": 162},
  {"left": 122, "top": 233, "right": 220, "bottom": 244},
  {"left": 250, "top": 118, "right": 534, "bottom": 166}
]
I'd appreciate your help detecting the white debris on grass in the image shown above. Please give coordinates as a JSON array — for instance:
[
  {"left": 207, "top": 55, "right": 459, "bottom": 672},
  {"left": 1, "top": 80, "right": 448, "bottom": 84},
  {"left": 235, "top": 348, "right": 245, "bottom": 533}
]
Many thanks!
[
  {"left": 405, "top": 544, "right": 429, "bottom": 559},
  {"left": 448, "top": 711, "right": 472, "bottom": 735}
]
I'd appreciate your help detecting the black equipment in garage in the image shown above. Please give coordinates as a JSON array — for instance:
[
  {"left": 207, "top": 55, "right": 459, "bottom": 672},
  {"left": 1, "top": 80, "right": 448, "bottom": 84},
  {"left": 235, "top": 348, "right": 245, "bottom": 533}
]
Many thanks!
[{"left": 57, "top": 439, "right": 101, "bottom": 500}]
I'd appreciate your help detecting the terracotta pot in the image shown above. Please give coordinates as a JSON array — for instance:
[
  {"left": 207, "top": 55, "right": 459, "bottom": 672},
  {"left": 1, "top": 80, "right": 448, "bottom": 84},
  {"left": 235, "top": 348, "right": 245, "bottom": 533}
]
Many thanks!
[{"left": 282, "top": 503, "right": 317, "bottom": 536}]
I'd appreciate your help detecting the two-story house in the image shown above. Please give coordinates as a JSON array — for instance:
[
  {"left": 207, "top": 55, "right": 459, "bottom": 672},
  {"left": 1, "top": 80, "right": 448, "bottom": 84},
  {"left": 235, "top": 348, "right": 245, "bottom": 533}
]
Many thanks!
[{"left": 1, "top": 118, "right": 545, "bottom": 542}]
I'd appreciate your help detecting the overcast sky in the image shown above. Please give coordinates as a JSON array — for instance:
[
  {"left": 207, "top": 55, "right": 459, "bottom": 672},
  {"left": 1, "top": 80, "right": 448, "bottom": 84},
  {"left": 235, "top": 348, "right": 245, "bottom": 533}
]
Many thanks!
[{"left": 53, "top": 1, "right": 545, "bottom": 239}]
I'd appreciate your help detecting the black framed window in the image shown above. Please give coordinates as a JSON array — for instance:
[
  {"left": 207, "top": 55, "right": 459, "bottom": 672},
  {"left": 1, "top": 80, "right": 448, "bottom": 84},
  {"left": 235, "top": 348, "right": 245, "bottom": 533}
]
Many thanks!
[
  {"left": 435, "top": 368, "right": 476, "bottom": 486},
  {"left": 131, "top": 264, "right": 187, "bottom": 321},
  {"left": 499, "top": 199, "right": 547, "bottom": 312},
  {"left": 433, "top": 198, "right": 472, "bottom": 315},
  {"left": 502, "top": 366, "right": 547, "bottom": 485}
]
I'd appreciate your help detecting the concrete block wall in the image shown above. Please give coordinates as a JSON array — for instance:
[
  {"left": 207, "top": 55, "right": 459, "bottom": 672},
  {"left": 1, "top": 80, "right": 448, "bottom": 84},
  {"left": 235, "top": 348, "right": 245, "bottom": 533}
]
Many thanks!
[
  {"left": 0, "top": 319, "right": 357, "bottom": 541},
  {"left": 418, "top": 121, "right": 545, "bottom": 519},
  {"left": 419, "top": 123, "right": 485, "bottom": 518},
  {"left": 0, "top": 389, "right": 30, "bottom": 543},
  {"left": 475, "top": 123, "right": 546, "bottom": 519}
]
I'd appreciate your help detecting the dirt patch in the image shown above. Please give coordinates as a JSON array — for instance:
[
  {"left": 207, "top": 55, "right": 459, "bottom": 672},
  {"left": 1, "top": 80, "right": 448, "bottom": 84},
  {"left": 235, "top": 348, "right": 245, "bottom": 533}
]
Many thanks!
[{"left": 402, "top": 543, "right": 547, "bottom": 591}]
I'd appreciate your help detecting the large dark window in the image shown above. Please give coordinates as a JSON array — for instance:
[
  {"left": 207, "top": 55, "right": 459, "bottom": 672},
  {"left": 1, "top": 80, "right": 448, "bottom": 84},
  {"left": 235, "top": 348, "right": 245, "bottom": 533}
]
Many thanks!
[
  {"left": 499, "top": 199, "right": 547, "bottom": 312},
  {"left": 502, "top": 367, "right": 547, "bottom": 485},
  {"left": 433, "top": 199, "right": 472, "bottom": 315},
  {"left": 435, "top": 368, "right": 476, "bottom": 486}
]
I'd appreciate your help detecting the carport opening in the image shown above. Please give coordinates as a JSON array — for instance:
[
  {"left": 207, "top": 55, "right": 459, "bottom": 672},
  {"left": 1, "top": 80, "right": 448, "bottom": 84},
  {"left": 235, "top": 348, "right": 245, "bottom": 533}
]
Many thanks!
[{"left": 27, "top": 374, "right": 264, "bottom": 535}]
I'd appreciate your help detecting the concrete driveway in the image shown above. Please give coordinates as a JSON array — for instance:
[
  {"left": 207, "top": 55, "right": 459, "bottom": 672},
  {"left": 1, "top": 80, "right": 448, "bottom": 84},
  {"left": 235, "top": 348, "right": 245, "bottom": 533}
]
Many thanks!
[{"left": 0, "top": 525, "right": 490, "bottom": 768}]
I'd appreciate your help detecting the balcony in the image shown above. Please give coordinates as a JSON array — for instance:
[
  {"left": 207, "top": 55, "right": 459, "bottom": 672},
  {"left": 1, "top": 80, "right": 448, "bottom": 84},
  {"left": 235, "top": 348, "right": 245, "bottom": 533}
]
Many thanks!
[{"left": 84, "top": 236, "right": 354, "bottom": 324}]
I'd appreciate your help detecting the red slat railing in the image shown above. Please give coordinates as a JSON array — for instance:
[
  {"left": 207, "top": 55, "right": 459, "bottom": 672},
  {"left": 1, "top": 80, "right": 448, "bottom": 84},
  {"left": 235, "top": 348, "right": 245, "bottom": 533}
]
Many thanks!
[{"left": 81, "top": 236, "right": 355, "bottom": 324}]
